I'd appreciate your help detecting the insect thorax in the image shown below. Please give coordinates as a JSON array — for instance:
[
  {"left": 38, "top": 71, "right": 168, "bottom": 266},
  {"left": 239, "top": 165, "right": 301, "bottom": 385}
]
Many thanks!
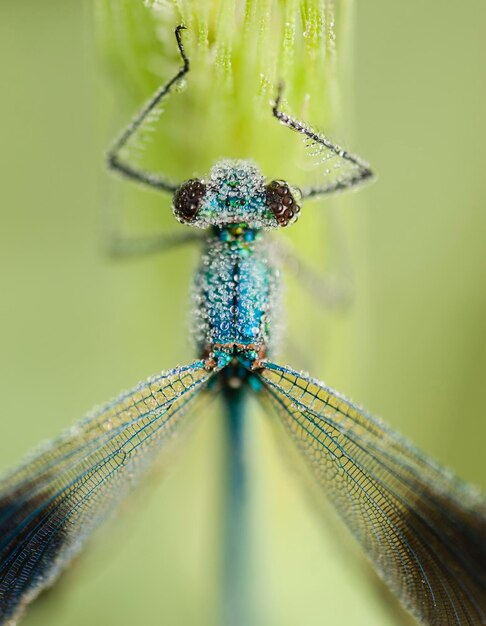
[{"left": 192, "top": 225, "right": 282, "bottom": 366}]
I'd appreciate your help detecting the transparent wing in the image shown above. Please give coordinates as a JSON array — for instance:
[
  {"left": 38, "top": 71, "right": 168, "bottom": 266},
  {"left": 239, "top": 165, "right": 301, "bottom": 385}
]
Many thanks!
[
  {"left": 0, "top": 360, "right": 215, "bottom": 625},
  {"left": 256, "top": 362, "right": 486, "bottom": 626}
]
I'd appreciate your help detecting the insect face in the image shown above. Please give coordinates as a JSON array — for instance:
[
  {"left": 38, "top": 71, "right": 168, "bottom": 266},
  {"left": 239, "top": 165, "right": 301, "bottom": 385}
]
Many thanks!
[{"left": 173, "top": 159, "right": 300, "bottom": 229}]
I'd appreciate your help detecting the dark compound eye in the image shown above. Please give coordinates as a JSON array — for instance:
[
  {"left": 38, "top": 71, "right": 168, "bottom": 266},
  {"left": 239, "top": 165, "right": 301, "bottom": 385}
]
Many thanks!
[
  {"left": 173, "top": 179, "right": 206, "bottom": 222},
  {"left": 265, "top": 180, "right": 300, "bottom": 227}
]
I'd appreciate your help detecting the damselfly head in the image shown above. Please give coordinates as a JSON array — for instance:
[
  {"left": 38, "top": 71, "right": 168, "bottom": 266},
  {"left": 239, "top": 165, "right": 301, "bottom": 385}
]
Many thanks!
[{"left": 173, "top": 159, "right": 300, "bottom": 229}]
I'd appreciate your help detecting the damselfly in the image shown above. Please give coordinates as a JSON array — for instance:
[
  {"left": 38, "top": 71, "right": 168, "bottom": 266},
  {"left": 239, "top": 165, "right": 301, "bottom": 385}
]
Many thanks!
[{"left": 0, "top": 26, "right": 484, "bottom": 626}]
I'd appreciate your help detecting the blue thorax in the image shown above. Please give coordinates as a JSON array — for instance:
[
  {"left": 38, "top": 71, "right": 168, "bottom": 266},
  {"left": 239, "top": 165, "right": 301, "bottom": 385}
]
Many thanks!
[{"left": 192, "top": 222, "right": 280, "bottom": 363}]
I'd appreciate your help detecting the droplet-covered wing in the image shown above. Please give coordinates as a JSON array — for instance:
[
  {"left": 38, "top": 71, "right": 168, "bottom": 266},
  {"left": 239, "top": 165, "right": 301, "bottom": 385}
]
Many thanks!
[
  {"left": 0, "top": 361, "right": 215, "bottom": 625},
  {"left": 256, "top": 362, "right": 486, "bottom": 626}
]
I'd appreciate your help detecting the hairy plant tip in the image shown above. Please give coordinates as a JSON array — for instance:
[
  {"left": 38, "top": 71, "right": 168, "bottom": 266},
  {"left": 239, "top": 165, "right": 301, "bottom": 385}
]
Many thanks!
[{"left": 96, "top": 0, "right": 353, "bottom": 186}]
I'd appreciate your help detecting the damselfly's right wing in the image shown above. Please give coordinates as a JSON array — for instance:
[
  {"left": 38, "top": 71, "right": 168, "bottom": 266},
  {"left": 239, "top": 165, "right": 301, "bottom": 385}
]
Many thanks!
[
  {"left": 0, "top": 360, "right": 216, "bottom": 625},
  {"left": 256, "top": 362, "right": 486, "bottom": 626}
]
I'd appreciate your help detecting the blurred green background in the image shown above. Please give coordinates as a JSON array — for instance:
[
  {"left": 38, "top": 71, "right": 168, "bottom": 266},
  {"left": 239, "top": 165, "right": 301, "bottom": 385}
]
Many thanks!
[{"left": 1, "top": 1, "right": 485, "bottom": 625}]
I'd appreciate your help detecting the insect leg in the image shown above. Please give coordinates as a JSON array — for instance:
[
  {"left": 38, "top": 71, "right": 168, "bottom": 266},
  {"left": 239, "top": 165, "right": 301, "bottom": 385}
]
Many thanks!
[
  {"left": 106, "top": 25, "right": 190, "bottom": 194},
  {"left": 270, "top": 235, "right": 353, "bottom": 311},
  {"left": 271, "top": 83, "right": 374, "bottom": 199},
  {"left": 104, "top": 230, "right": 203, "bottom": 260}
]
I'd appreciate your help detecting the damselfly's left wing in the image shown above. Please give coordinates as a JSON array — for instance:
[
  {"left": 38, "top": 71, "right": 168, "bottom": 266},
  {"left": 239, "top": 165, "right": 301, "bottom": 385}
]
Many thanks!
[
  {"left": 255, "top": 362, "right": 486, "bottom": 626},
  {"left": 0, "top": 360, "right": 216, "bottom": 626}
]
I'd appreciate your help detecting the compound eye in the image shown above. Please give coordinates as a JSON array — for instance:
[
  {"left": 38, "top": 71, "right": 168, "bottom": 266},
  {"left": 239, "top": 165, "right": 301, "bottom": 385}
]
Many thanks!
[
  {"left": 173, "top": 179, "right": 206, "bottom": 222},
  {"left": 265, "top": 180, "right": 300, "bottom": 226}
]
